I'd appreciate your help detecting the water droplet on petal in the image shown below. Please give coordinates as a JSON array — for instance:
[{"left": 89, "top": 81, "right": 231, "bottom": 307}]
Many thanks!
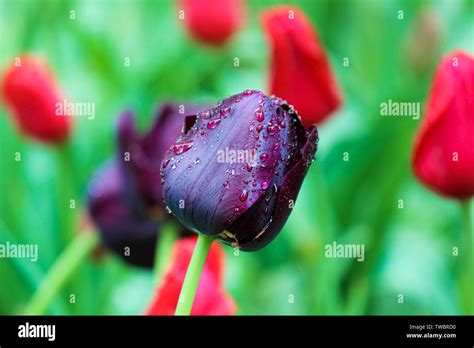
[
  {"left": 255, "top": 109, "right": 264, "bottom": 122},
  {"left": 256, "top": 124, "right": 263, "bottom": 133},
  {"left": 273, "top": 143, "right": 280, "bottom": 151},
  {"left": 239, "top": 189, "right": 249, "bottom": 202},
  {"left": 162, "top": 158, "right": 170, "bottom": 169},
  {"left": 173, "top": 140, "right": 193, "bottom": 155},
  {"left": 261, "top": 181, "right": 269, "bottom": 190},
  {"left": 267, "top": 124, "right": 278, "bottom": 136},
  {"left": 207, "top": 119, "right": 221, "bottom": 129},
  {"left": 200, "top": 111, "right": 211, "bottom": 119},
  {"left": 260, "top": 153, "right": 268, "bottom": 162},
  {"left": 223, "top": 181, "right": 229, "bottom": 188}
]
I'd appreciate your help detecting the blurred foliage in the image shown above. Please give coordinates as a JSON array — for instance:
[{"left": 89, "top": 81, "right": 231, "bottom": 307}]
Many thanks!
[{"left": 0, "top": 0, "right": 472, "bottom": 315}]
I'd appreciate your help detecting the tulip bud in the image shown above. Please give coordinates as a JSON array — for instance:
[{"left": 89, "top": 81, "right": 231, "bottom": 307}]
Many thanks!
[
  {"left": 161, "top": 90, "right": 318, "bottom": 251},
  {"left": 145, "top": 236, "right": 236, "bottom": 315},
  {"left": 178, "top": 0, "right": 244, "bottom": 46},
  {"left": 1, "top": 55, "right": 71, "bottom": 143},
  {"left": 87, "top": 161, "right": 159, "bottom": 268},
  {"left": 412, "top": 51, "right": 474, "bottom": 199},
  {"left": 261, "top": 6, "right": 341, "bottom": 126}
]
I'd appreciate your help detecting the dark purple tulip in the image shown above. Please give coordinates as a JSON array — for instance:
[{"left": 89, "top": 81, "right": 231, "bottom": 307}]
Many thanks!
[
  {"left": 161, "top": 90, "right": 318, "bottom": 251},
  {"left": 87, "top": 161, "right": 158, "bottom": 267},
  {"left": 117, "top": 103, "right": 209, "bottom": 211},
  {"left": 88, "top": 104, "right": 204, "bottom": 267}
]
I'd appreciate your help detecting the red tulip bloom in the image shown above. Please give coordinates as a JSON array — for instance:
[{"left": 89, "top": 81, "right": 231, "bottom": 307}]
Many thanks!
[
  {"left": 179, "top": 0, "right": 244, "bottom": 46},
  {"left": 145, "top": 236, "right": 236, "bottom": 315},
  {"left": 1, "top": 55, "right": 71, "bottom": 143},
  {"left": 262, "top": 6, "right": 341, "bottom": 126},
  {"left": 412, "top": 50, "right": 474, "bottom": 199}
]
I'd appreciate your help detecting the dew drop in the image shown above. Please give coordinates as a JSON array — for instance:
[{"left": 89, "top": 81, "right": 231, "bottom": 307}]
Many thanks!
[
  {"left": 256, "top": 124, "right": 263, "bottom": 133},
  {"left": 172, "top": 140, "right": 193, "bottom": 155},
  {"left": 162, "top": 158, "right": 170, "bottom": 169},
  {"left": 239, "top": 189, "right": 249, "bottom": 202},
  {"left": 255, "top": 109, "right": 264, "bottom": 122},
  {"left": 261, "top": 181, "right": 269, "bottom": 190},
  {"left": 223, "top": 181, "right": 229, "bottom": 189},
  {"left": 207, "top": 119, "right": 221, "bottom": 129},
  {"left": 260, "top": 153, "right": 268, "bottom": 162},
  {"left": 267, "top": 124, "right": 278, "bottom": 136},
  {"left": 200, "top": 110, "right": 211, "bottom": 119}
]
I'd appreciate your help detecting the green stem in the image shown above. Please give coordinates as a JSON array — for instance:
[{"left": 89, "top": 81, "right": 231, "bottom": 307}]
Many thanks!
[
  {"left": 174, "top": 234, "right": 212, "bottom": 315},
  {"left": 23, "top": 232, "right": 99, "bottom": 315},
  {"left": 153, "top": 222, "right": 178, "bottom": 284},
  {"left": 460, "top": 199, "right": 473, "bottom": 314},
  {"left": 56, "top": 143, "right": 76, "bottom": 247}
]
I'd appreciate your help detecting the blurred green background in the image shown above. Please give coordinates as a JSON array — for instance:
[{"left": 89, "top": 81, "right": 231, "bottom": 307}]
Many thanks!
[{"left": 0, "top": 0, "right": 472, "bottom": 315}]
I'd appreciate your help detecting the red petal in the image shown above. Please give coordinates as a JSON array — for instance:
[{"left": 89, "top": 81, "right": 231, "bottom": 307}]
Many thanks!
[
  {"left": 1, "top": 55, "right": 71, "bottom": 143},
  {"left": 180, "top": 0, "right": 244, "bottom": 46},
  {"left": 261, "top": 6, "right": 342, "bottom": 126},
  {"left": 412, "top": 51, "right": 474, "bottom": 199},
  {"left": 145, "top": 236, "right": 236, "bottom": 315}
]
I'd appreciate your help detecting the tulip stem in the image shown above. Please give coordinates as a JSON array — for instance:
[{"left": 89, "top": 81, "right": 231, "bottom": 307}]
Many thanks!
[
  {"left": 56, "top": 143, "right": 76, "bottom": 247},
  {"left": 174, "top": 234, "right": 213, "bottom": 315},
  {"left": 23, "top": 232, "right": 99, "bottom": 315},
  {"left": 153, "top": 222, "right": 178, "bottom": 284},
  {"left": 460, "top": 199, "right": 473, "bottom": 314}
]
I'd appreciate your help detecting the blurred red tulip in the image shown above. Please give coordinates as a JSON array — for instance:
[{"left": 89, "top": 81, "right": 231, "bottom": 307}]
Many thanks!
[
  {"left": 261, "top": 6, "right": 341, "bottom": 126},
  {"left": 179, "top": 0, "right": 244, "bottom": 46},
  {"left": 412, "top": 50, "right": 474, "bottom": 199},
  {"left": 145, "top": 236, "right": 236, "bottom": 315},
  {"left": 1, "top": 55, "right": 71, "bottom": 144}
]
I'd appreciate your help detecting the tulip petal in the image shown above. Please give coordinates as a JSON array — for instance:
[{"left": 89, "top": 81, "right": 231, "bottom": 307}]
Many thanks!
[
  {"left": 180, "top": 0, "right": 244, "bottom": 46},
  {"left": 413, "top": 51, "right": 474, "bottom": 198},
  {"left": 1, "top": 55, "right": 71, "bottom": 143},
  {"left": 162, "top": 91, "right": 285, "bottom": 237},
  {"left": 229, "top": 125, "right": 318, "bottom": 251},
  {"left": 262, "top": 6, "right": 341, "bottom": 125},
  {"left": 117, "top": 104, "right": 208, "bottom": 209},
  {"left": 88, "top": 161, "right": 158, "bottom": 267}
]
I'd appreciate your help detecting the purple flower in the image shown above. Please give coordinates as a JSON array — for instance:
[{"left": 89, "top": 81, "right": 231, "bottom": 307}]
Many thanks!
[
  {"left": 161, "top": 90, "right": 318, "bottom": 251},
  {"left": 87, "top": 103, "right": 206, "bottom": 266},
  {"left": 87, "top": 161, "right": 158, "bottom": 267},
  {"left": 117, "top": 103, "right": 209, "bottom": 211}
]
